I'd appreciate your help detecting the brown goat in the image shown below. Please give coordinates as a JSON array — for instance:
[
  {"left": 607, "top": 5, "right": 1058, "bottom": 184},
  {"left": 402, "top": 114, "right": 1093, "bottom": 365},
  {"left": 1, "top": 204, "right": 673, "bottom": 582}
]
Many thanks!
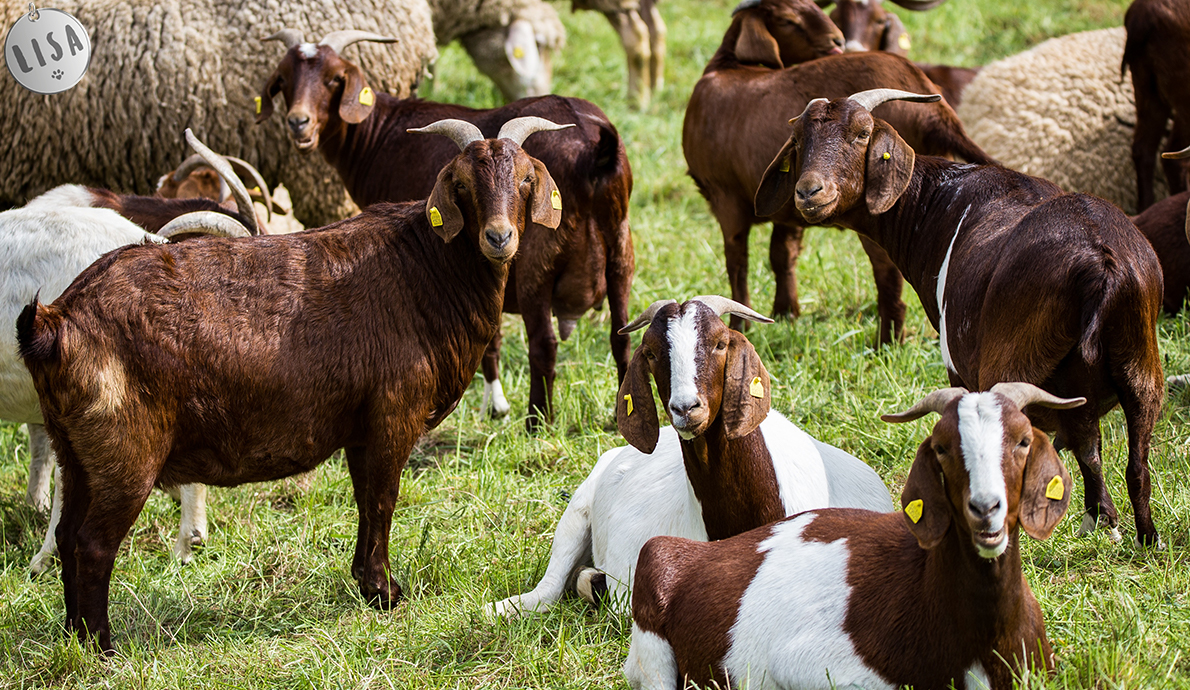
[
  {"left": 755, "top": 89, "right": 1165, "bottom": 545},
  {"left": 257, "top": 30, "right": 634, "bottom": 430},
  {"left": 685, "top": 2, "right": 992, "bottom": 342},
  {"left": 16, "top": 117, "right": 569, "bottom": 653},
  {"left": 1131, "top": 192, "right": 1190, "bottom": 314}
]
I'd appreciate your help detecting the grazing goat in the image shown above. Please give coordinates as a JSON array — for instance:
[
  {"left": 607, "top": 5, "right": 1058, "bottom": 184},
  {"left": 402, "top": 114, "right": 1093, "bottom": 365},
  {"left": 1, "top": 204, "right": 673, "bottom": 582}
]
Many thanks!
[
  {"left": 684, "top": 2, "right": 992, "bottom": 344},
  {"left": 486, "top": 296, "right": 891, "bottom": 617},
  {"left": 16, "top": 117, "right": 570, "bottom": 653},
  {"left": 755, "top": 89, "right": 1165, "bottom": 545},
  {"left": 258, "top": 30, "right": 634, "bottom": 429},
  {"left": 624, "top": 383, "right": 1079, "bottom": 690}
]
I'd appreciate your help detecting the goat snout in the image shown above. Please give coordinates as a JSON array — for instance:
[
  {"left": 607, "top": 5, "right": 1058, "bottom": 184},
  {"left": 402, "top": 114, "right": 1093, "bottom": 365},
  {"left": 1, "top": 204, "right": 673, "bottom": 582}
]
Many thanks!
[
  {"left": 286, "top": 113, "right": 318, "bottom": 150},
  {"left": 843, "top": 40, "right": 867, "bottom": 53},
  {"left": 966, "top": 495, "right": 1008, "bottom": 558},
  {"left": 830, "top": 37, "right": 846, "bottom": 54},
  {"left": 668, "top": 397, "right": 709, "bottom": 438},
  {"left": 480, "top": 222, "right": 519, "bottom": 262},
  {"left": 794, "top": 174, "right": 837, "bottom": 223}
]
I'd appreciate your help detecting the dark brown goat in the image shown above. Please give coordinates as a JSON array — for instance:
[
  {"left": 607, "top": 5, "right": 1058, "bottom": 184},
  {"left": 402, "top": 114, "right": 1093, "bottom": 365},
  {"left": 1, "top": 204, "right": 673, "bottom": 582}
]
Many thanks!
[
  {"left": 755, "top": 89, "right": 1165, "bottom": 545},
  {"left": 257, "top": 29, "right": 634, "bottom": 430},
  {"left": 685, "top": 2, "right": 992, "bottom": 342},
  {"left": 16, "top": 117, "right": 568, "bottom": 653},
  {"left": 1124, "top": 0, "right": 1190, "bottom": 211},
  {"left": 1130, "top": 189, "right": 1190, "bottom": 314}
]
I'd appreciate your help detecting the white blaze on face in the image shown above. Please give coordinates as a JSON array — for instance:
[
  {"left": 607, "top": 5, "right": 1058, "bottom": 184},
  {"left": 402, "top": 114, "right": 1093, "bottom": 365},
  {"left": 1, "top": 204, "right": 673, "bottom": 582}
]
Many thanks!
[
  {"left": 667, "top": 308, "right": 700, "bottom": 436},
  {"left": 298, "top": 43, "right": 318, "bottom": 59},
  {"left": 957, "top": 393, "right": 1009, "bottom": 558}
]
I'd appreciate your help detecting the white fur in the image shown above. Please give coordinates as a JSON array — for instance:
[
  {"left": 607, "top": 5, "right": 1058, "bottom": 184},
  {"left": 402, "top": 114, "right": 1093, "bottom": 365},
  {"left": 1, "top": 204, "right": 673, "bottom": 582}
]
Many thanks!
[
  {"left": 481, "top": 378, "right": 511, "bottom": 417},
  {"left": 966, "top": 661, "right": 991, "bottom": 690},
  {"left": 666, "top": 310, "right": 700, "bottom": 435},
  {"left": 298, "top": 43, "right": 318, "bottom": 59},
  {"left": 957, "top": 394, "right": 1009, "bottom": 558},
  {"left": 624, "top": 625, "right": 679, "bottom": 690},
  {"left": 937, "top": 205, "right": 969, "bottom": 375}
]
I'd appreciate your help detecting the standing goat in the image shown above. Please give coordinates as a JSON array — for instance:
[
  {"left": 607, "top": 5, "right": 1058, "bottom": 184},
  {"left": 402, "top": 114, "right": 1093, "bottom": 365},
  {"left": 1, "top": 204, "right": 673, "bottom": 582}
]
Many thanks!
[
  {"left": 258, "top": 30, "right": 634, "bottom": 429},
  {"left": 17, "top": 117, "right": 570, "bottom": 654},
  {"left": 487, "top": 296, "right": 890, "bottom": 618},
  {"left": 755, "top": 89, "right": 1165, "bottom": 545},
  {"left": 625, "top": 383, "right": 1079, "bottom": 690}
]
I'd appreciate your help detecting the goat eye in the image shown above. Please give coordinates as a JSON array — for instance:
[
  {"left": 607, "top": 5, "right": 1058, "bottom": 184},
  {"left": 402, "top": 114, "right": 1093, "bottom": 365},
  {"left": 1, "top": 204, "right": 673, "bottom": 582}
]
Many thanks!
[
  {"left": 1018, "top": 437, "right": 1031, "bottom": 449},
  {"left": 715, "top": 340, "right": 728, "bottom": 351}
]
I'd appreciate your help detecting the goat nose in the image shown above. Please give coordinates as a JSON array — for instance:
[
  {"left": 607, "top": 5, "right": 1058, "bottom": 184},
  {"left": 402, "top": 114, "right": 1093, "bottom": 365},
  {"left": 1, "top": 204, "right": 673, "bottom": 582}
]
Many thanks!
[
  {"left": 832, "top": 36, "right": 845, "bottom": 50},
  {"left": 670, "top": 399, "right": 701, "bottom": 417},
  {"left": 968, "top": 498, "right": 1002, "bottom": 519},
  {"left": 485, "top": 227, "right": 513, "bottom": 248},
  {"left": 287, "top": 115, "right": 310, "bottom": 131},
  {"left": 796, "top": 181, "right": 823, "bottom": 202}
]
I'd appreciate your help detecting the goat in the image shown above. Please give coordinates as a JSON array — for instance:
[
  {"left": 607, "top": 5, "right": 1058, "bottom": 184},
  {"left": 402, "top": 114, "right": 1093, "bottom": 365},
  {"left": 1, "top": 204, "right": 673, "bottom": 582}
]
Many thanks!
[
  {"left": 684, "top": 1, "right": 992, "bottom": 344},
  {"left": 258, "top": 29, "right": 634, "bottom": 430},
  {"left": 16, "top": 117, "right": 570, "bottom": 653},
  {"left": 755, "top": 88, "right": 1166, "bottom": 545},
  {"left": 1123, "top": 0, "right": 1190, "bottom": 211},
  {"left": 486, "top": 296, "right": 891, "bottom": 618},
  {"left": 624, "top": 383, "right": 1080, "bottom": 690},
  {"left": 1129, "top": 145, "right": 1190, "bottom": 315}
]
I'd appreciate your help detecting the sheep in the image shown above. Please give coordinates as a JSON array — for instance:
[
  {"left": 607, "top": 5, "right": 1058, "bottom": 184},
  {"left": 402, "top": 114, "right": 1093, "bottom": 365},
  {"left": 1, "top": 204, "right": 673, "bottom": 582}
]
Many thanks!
[
  {"left": 0, "top": 1, "right": 437, "bottom": 229},
  {"left": 755, "top": 88, "right": 1166, "bottom": 545},
  {"left": 684, "top": 0, "right": 993, "bottom": 345},
  {"left": 258, "top": 30, "right": 635, "bottom": 429},
  {"left": 624, "top": 383, "right": 1081, "bottom": 690},
  {"left": 486, "top": 296, "right": 892, "bottom": 618},
  {"left": 1123, "top": 0, "right": 1190, "bottom": 211},
  {"left": 572, "top": 0, "right": 667, "bottom": 109},
  {"left": 16, "top": 117, "right": 571, "bottom": 654}
]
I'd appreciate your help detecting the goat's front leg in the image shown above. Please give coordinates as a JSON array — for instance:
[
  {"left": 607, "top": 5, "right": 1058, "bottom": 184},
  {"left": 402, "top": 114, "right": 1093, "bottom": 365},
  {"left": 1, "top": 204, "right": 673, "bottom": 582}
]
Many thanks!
[
  {"left": 640, "top": 0, "right": 666, "bottom": 94},
  {"left": 481, "top": 328, "right": 511, "bottom": 418},
  {"left": 857, "top": 235, "right": 906, "bottom": 346},
  {"left": 605, "top": 9, "right": 653, "bottom": 109},
  {"left": 1068, "top": 424, "right": 1122, "bottom": 543},
  {"left": 769, "top": 221, "right": 805, "bottom": 320},
  {"left": 605, "top": 216, "right": 635, "bottom": 385},
  {"left": 521, "top": 283, "right": 558, "bottom": 433},
  {"left": 351, "top": 435, "right": 416, "bottom": 608},
  {"left": 716, "top": 204, "right": 753, "bottom": 331},
  {"left": 26, "top": 423, "right": 54, "bottom": 512}
]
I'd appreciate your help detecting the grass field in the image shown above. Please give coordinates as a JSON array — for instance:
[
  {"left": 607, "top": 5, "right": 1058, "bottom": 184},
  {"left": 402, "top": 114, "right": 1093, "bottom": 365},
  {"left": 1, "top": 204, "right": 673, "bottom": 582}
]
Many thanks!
[{"left": 5, "top": 0, "right": 1190, "bottom": 687}]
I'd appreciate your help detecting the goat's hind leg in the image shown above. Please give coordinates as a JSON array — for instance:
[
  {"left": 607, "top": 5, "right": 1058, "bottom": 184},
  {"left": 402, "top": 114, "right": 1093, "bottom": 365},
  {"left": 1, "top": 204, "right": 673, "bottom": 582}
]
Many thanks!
[
  {"left": 769, "top": 222, "right": 805, "bottom": 321},
  {"left": 1114, "top": 361, "right": 1163, "bottom": 547},
  {"left": 1065, "top": 419, "right": 1122, "bottom": 544},
  {"left": 30, "top": 464, "right": 64, "bottom": 575},
  {"left": 26, "top": 423, "right": 54, "bottom": 512}
]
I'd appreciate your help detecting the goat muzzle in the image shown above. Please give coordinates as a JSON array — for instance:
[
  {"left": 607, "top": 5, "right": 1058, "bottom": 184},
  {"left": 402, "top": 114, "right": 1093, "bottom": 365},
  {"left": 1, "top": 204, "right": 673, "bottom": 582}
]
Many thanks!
[
  {"left": 793, "top": 173, "right": 838, "bottom": 223},
  {"left": 480, "top": 222, "right": 519, "bottom": 263},
  {"left": 286, "top": 112, "right": 318, "bottom": 151}
]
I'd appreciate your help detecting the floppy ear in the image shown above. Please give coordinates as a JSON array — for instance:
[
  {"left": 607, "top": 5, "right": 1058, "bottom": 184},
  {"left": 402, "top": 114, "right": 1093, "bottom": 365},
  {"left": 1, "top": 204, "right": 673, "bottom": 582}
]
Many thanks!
[
  {"left": 865, "top": 120, "right": 915, "bottom": 215},
  {"left": 901, "top": 439, "right": 951, "bottom": 549},
  {"left": 755, "top": 136, "right": 798, "bottom": 217},
  {"left": 878, "top": 13, "right": 911, "bottom": 56},
  {"left": 617, "top": 345, "right": 660, "bottom": 453},
  {"left": 426, "top": 164, "right": 465, "bottom": 241},
  {"left": 721, "top": 331, "right": 771, "bottom": 440},
  {"left": 255, "top": 71, "right": 283, "bottom": 124},
  {"left": 339, "top": 63, "right": 377, "bottom": 124},
  {"left": 734, "top": 14, "right": 783, "bottom": 68},
  {"left": 530, "top": 158, "right": 563, "bottom": 229},
  {"left": 1018, "top": 430, "right": 1071, "bottom": 540}
]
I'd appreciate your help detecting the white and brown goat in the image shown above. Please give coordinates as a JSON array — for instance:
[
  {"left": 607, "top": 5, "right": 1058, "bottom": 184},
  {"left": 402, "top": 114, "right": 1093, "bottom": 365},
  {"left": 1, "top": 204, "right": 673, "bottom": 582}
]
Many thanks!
[
  {"left": 625, "top": 383, "right": 1080, "bottom": 690},
  {"left": 486, "top": 296, "right": 891, "bottom": 618}
]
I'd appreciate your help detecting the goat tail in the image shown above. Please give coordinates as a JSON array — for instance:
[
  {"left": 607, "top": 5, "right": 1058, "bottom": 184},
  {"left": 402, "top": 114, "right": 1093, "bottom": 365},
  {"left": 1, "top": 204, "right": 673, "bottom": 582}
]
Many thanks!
[
  {"left": 1077, "top": 249, "right": 1132, "bottom": 367},
  {"left": 16, "top": 293, "right": 63, "bottom": 367}
]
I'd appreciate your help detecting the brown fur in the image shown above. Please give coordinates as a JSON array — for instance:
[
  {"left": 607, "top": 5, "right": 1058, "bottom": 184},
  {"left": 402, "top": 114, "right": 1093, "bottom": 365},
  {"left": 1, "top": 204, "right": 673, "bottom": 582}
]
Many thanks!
[
  {"left": 1132, "top": 191, "right": 1190, "bottom": 313},
  {"left": 85, "top": 188, "right": 253, "bottom": 236}
]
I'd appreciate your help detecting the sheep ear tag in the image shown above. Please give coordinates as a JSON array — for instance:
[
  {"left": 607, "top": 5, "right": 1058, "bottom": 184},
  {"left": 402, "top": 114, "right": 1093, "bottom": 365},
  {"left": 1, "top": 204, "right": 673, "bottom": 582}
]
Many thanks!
[
  {"left": 905, "top": 499, "right": 924, "bottom": 523},
  {"left": 359, "top": 86, "right": 374, "bottom": 106},
  {"left": 1045, "top": 475, "right": 1064, "bottom": 501},
  {"left": 429, "top": 206, "right": 443, "bottom": 227},
  {"left": 749, "top": 376, "right": 764, "bottom": 398},
  {"left": 5, "top": 6, "right": 92, "bottom": 94}
]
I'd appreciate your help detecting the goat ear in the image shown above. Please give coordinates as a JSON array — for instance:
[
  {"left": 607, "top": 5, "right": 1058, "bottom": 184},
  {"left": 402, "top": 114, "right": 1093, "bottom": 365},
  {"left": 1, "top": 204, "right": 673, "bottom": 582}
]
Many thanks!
[
  {"left": 901, "top": 439, "right": 951, "bottom": 550},
  {"left": 617, "top": 345, "right": 660, "bottom": 453},
  {"left": 338, "top": 63, "right": 377, "bottom": 125},
  {"left": 530, "top": 158, "right": 563, "bottom": 229},
  {"left": 721, "top": 331, "right": 770, "bottom": 440},
  {"left": 1018, "top": 430, "right": 1071, "bottom": 540},
  {"left": 865, "top": 120, "right": 915, "bottom": 215},
  {"left": 878, "top": 14, "right": 911, "bottom": 56},
  {"left": 255, "top": 71, "right": 282, "bottom": 124},
  {"left": 755, "top": 136, "right": 798, "bottom": 217},
  {"left": 734, "top": 14, "right": 783, "bottom": 68},
  {"left": 426, "top": 165, "right": 465, "bottom": 242}
]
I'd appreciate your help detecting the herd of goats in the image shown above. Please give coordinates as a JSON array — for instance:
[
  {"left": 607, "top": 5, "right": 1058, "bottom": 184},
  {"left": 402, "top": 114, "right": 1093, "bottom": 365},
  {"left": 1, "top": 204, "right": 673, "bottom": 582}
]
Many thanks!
[{"left": 3, "top": 0, "right": 1190, "bottom": 687}]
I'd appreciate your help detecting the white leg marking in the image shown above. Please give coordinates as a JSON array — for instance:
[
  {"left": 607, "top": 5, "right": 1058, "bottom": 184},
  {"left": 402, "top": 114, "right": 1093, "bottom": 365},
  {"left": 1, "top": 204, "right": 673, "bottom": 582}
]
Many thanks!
[
  {"left": 624, "top": 624, "right": 679, "bottom": 690},
  {"left": 25, "top": 424, "right": 53, "bottom": 513},
  {"left": 966, "top": 660, "right": 991, "bottom": 689},
  {"left": 30, "top": 465, "right": 63, "bottom": 575},
  {"left": 1078, "top": 513, "right": 1124, "bottom": 544},
  {"left": 666, "top": 309, "right": 700, "bottom": 435},
  {"left": 958, "top": 394, "right": 1009, "bottom": 559},
  {"left": 173, "top": 484, "right": 208, "bottom": 564},
  {"left": 482, "top": 378, "right": 511, "bottom": 418},
  {"left": 937, "top": 205, "right": 970, "bottom": 375}
]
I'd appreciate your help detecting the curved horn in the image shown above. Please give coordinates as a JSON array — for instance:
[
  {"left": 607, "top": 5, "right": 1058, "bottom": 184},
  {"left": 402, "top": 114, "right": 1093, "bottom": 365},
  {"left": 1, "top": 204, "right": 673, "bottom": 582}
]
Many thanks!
[
  {"left": 184, "top": 129, "right": 260, "bottom": 236},
  {"left": 881, "top": 387, "right": 968, "bottom": 423},
  {"left": 497, "top": 117, "right": 575, "bottom": 147},
  {"left": 732, "top": 0, "right": 764, "bottom": 15},
  {"left": 1164, "top": 146, "right": 1190, "bottom": 245},
  {"left": 789, "top": 97, "right": 828, "bottom": 125},
  {"left": 170, "top": 153, "right": 211, "bottom": 184},
  {"left": 849, "top": 88, "right": 941, "bottom": 113},
  {"left": 318, "top": 30, "right": 398, "bottom": 55},
  {"left": 988, "top": 382, "right": 1086, "bottom": 411},
  {"left": 408, "top": 119, "right": 485, "bottom": 152},
  {"left": 262, "top": 29, "right": 305, "bottom": 49},
  {"left": 886, "top": 0, "right": 949, "bottom": 10},
  {"left": 619, "top": 299, "right": 678, "bottom": 334},
  {"left": 158, "top": 211, "right": 252, "bottom": 240},
  {"left": 224, "top": 157, "right": 273, "bottom": 224},
  {"left": 690, "top": 295, "right": 775, "bottom": 324}
]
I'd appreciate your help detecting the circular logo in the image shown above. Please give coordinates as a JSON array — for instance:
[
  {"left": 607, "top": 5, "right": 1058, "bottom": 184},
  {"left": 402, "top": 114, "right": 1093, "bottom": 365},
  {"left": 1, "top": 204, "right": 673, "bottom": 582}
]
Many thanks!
[{"left": 5, "top": 7, "right": 91, "bottom": 94}]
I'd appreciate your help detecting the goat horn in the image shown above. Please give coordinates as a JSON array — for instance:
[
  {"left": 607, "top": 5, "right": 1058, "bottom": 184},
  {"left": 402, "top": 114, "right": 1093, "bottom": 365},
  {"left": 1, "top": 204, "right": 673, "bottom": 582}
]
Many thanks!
[
  {"left": 887, "top": 0, "right": 949, "bottom": 10},
  {"left": 497, "top": 117, "right": 576, "bottom": 147},
  {"left": 1162, "top": 144, "right": 1190, "bottom": 160},
  {"left": 158, "top": 211, "right": 252, "bottom": 240},
  {"left": 224, "top": 157, "right": 272, "bottom": 224},
  {"left": 988, "top": 382, "right": 1086, "bottom": 411},
  {"left": 184, "top": 129, "right": 260, "bottom": 236},
  {"left": 690, "top": 295, "right": 775, "bottom": 324},
  {"left": 849, "top": 88, "right": 941, "bottom": 113},
  {"left": 319, "top": 30, "right": 398, "bottom": 55},
  {"left": 732, "top": 0, "right": 764, "bottom": 15},
  {"left": 789, "top": 97, "right": 828, "bottom": 125},
  {"left": 619, "top": 299, "right": 678, "bottom": 334},
  {"left": 262, "top": 29, "right": 305, "bottom": 49},
  {"left": 408, "top": 119, "right": 485, "bottom": 152},
  {"left": 170, "top": 154, "right": 211, "bottom": 184},
  {"left": 881, "top": 387, "right": 968, "bottom": 423}
]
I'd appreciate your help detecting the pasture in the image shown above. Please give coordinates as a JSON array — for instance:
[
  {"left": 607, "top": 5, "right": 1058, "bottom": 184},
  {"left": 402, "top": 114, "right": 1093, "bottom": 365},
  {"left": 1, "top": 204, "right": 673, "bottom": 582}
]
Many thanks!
[{"left": 3, "top": 0, "right": 1190, "bottom": 686}]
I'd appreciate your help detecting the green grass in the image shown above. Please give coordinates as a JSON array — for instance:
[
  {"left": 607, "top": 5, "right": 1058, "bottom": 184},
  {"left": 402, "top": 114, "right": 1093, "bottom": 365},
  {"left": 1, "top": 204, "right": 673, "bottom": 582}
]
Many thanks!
[{"left": 5, "top": 0, "right": 1188, "bottom": 687}]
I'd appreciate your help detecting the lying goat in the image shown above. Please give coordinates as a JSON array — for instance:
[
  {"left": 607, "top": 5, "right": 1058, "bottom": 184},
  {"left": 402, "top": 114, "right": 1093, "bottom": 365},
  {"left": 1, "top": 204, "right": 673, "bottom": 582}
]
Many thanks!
[
  {"left": 625, "top": 383, "right": 1079, "bottom": 690},
  {"left": 487, "top": 296, "right": 890, "bottom": 617},
  {"left": 755, "top": 89, "right": 1165, "bottom": 545},
  {"left": 17, "top": 117, "right": 570, "bottom": 654}
]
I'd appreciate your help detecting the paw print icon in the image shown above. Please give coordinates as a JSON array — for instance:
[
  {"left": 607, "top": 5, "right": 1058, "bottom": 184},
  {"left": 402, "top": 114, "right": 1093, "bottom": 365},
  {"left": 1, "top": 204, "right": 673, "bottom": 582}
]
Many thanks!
[{"left": 52, "top": 69, "right": 64, "bottom": 80}]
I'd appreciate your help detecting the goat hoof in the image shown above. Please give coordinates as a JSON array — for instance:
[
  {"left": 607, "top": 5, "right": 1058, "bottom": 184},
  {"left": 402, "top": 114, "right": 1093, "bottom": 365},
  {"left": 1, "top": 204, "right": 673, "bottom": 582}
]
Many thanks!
[
  {"left": 1135, "top": 532, "right": 1163, "bottom": 550},
  {"left": 360, "top": 581, "right": 404, "bottom": 610},
  {"left": 1076, "top": 513, "right": 1097, "bottom": 537},
  {"left": 29, "top": 551, "right": 56, "bottom": 577},
  {"left": 576, "top": 567, "right": 608, "bottom": 608},
  {"left": 1166, "top": 374, "right": 1190, "bottom": 390},
  {"left": 481, "top": 379, "right": 511, "bottom": 419}
]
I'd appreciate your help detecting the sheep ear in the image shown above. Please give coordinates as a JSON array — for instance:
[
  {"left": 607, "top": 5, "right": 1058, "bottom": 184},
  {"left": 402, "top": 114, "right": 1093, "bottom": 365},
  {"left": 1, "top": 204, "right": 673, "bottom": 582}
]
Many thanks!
[
  {"left": 1018, "top": 430, "right": 1071, "bottom": 540},
  {"left": 530, "top": 158, "right": 563, "bottom": 229},
  {"left": 755, "top": 136, "right": 798, "bottom": 217},
  {"left": 878, "top": 14, "right": 910, "bottom": 56},
  {"left": 901, "top": 439, "right": 951, "bottom": 549},
  {"left": 255, "top": 71, "right": 282, "bottom": 124},
  {"left": 339, "top": 63, "right": 377, "bottom": 125},
  {"left": 734, "top": 14, "right": 783, "bottom": 68},
  {"left": 865, "top": 120, "right": 915, "bottom": 215},
  {"left": 617, "top": 345, "right": 660, "bottom": 453},
  {"left": 426, "top": 165, "right": 465, "bottom": 241},
  {"left": 722, "top": 331, "right": 770, "bottom": 440}
]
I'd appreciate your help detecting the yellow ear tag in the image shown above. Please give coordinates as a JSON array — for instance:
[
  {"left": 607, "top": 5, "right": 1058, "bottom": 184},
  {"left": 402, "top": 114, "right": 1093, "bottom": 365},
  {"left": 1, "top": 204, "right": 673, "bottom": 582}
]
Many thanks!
[
  {"left": 898, "top": 33, "right": 911, "bottom": 51},
  {"left": 513, "top": 46, "right": 525, "bottom": 59},
  {"left": 429, "top": 206, "right": 443, "bottom": 227},
  {"left": 359, "top": 86, "right": 374, "bottom": 106},
  {"left": 551, "top": 189, "right": 562, "bottom": 210},
  {"left": 749, "top": 376, "right": 764, "bottom": 398},
  {"left": 254, "top": 96, "right": 262, "bottom": 114},
  {"left": 1045, "top": 475, "right": 1065, "bottom": 501},
  {"left": 882, "top": 152, "right": 891, "bottom": 161},
  {"left": 624, "top": 394, "right": 633, "bottom": 416},
  {"left": 779, "top": 158, "right": 790, "bottom": 173},
  {"left": 905, "top": 499, "right": 923, "bottom": 523}
]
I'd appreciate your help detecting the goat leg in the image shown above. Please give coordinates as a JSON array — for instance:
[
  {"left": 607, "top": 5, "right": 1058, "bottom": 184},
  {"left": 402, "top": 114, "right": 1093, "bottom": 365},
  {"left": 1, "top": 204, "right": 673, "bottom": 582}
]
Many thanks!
[
  {"left": 640, "top": 0, "right": 667, "bottom": 94},
  {"left": 1069, "top": 428, "right": 1122, "bottom": 543},
  {"left": 523, "top": 298, "right": 559, "bottom": 433},
  {"left": 858, "top": 235, "right": 906, "bottom": 346},
  {"left": 606, "top": 217, "right": 635, "bottom": 384},
  {"left": 480, "top": 329, "right": 511, "bottom": 418},
  {"left": 25, "top": 423, "right": 54, "bottom": 512},
  {"left": 719, "top": 211, "right": 753, "bottom": 332},
  {"left": 1130, "top": 67, "right": 1172, "bottom": 212},
  {"left": 605, "top": 9, "right": 653, "bottom": 109},
  {"left": 350, "top": 440, "right": 411, "bottom": 608},
  {"left": 769, "top": 222, "right": 804, "bottom": 321},
  {"left": 1118, "top": 372, "right": 1163, "bottom": 547}
]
